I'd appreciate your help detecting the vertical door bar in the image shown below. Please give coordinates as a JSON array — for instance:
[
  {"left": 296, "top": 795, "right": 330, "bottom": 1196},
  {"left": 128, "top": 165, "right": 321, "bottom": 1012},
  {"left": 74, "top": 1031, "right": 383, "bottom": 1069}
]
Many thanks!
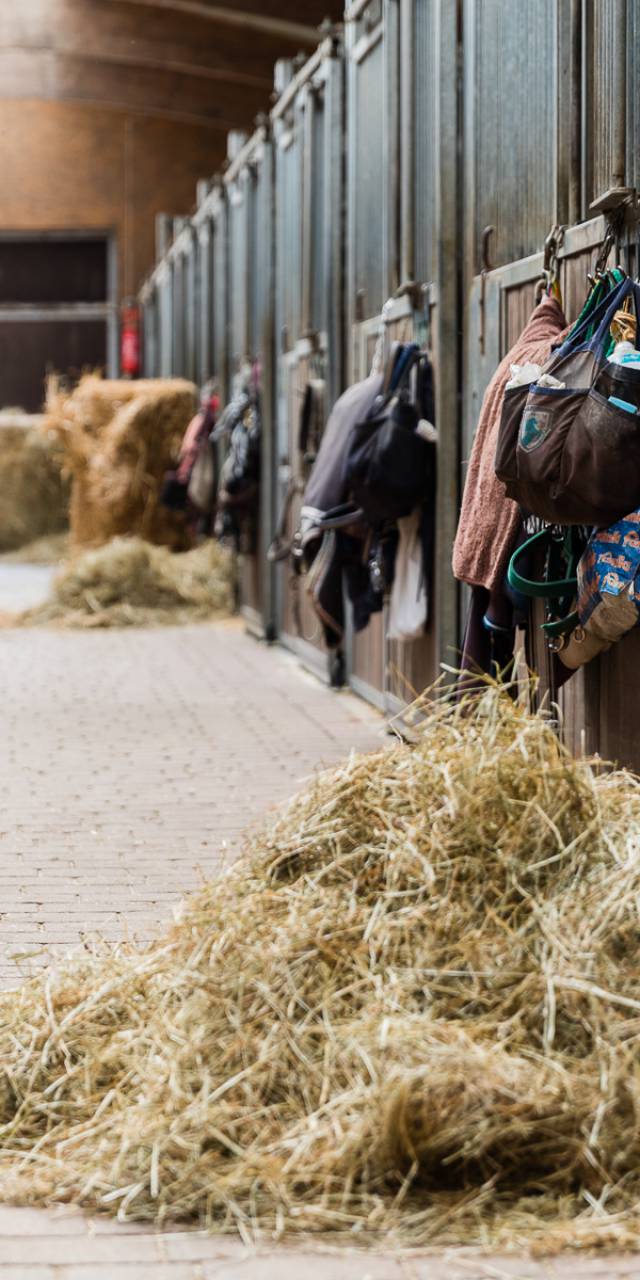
[
  {"left": 569, "top": 0, "right": 583, "bottom": 225},
  {"left": 259, "top": 136, "right": 278, "bottom": 640},
  {"left": 301, "top": 87, "right": 315, "bottom": 338},
  {"left": 324, "top": 45, "right": 346, "bottom": 404},
  {"left": 581, "top": 0, "right": 594, "bottom": 213},
  {"left": 434, "top": 0, "right": 460, "bottom": 667},
  {"left": 400, "top": 0, "right": 416, "bottom": 285},
  {"left": 383, "top": 0, "right": 400, "bottom": 298},
  {"left": 345, "top": 11, "right": 358, "bottom": 383},
  {"left": 611, "top": 0, "right": 627, "bottom": 188}
]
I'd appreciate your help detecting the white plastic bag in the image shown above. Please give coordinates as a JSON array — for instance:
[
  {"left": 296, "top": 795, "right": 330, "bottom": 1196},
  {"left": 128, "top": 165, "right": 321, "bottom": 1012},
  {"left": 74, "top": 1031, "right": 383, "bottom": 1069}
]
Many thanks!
[{"left": 388, "top": 508, "right": 427, "bottom": 642}]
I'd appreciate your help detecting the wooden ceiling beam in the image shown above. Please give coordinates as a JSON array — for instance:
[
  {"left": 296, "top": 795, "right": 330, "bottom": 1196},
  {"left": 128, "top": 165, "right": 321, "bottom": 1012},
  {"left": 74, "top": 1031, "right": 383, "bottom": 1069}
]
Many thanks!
[
  {"left": 0, "top": 48, "right": 268, "bottom": 127},
  {"left": 2, "top": 0, "right": 301, "bottom": 81},
  {"left": 0, "top": 41, "right": 272, "bottom": 91},
  {"left": 107, "top": 0, "right": 322, "bottom": 46}
]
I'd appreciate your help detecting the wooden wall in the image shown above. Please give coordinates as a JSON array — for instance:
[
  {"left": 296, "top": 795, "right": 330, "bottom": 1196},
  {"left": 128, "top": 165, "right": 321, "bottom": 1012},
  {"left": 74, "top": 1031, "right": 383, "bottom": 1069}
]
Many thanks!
[{"left": 0, "top": 100, "right": 219, "bottom": 298}]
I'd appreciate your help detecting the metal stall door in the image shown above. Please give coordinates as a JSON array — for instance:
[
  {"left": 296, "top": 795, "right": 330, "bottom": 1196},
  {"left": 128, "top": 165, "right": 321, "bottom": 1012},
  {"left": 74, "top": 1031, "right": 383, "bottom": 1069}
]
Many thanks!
[
  {"left": 581, "top": 0, "right": 640, "bottom": 771},
  {"left": 385, "top": 0, "right": 459, "bottom": 711},
  {"left": 226, "top": 136, "right": 273, "bottom": 638},
  {"left": 345, "top": 0, "right": 398, "bottom": 705},
  {"left": 464, "top": 219, "right": 615, "bottom": 756},
  {"left": 461, "top": 0, "right": 564, "bottom": 699},
  {"left": 273, "top": 39, "right": 345, "bottom": 674},
  {"left": 345, "top": 0, "right": 458, "bottom": 712},
  {"left": 462, "top": 0, "right": 640, "bottom": 772}
]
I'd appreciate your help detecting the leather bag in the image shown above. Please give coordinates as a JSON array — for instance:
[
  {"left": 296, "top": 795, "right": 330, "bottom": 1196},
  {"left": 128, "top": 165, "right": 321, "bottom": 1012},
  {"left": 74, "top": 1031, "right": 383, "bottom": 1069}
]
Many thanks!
[
  {"left": 495, "top": 277, "right": 640, "bottom": 526},
  {"left": 346, "top": 347, "right": 436, "bottom": 524}
]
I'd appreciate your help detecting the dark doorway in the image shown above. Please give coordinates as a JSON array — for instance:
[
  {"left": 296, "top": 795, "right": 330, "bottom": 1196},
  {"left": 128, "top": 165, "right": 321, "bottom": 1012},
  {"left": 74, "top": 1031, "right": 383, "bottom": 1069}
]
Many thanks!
[{"left": 0, "top": 235, "right": 114, "bottom": 413}]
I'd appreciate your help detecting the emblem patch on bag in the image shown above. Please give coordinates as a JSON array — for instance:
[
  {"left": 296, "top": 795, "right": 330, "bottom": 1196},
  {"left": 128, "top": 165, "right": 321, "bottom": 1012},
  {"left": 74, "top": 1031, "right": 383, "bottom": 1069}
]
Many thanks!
[{"left": 519, "top": 410, "right": 551, "bottom": 452}]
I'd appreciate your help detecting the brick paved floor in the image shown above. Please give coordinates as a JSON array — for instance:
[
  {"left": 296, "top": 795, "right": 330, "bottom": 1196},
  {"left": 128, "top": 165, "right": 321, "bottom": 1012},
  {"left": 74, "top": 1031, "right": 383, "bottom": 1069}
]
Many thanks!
[
  {"left": 0, "top": 619, "right": 382, "bottom": 985},
  {"left": 0, "top": 616, "right": 638, "bottom": 1277}
]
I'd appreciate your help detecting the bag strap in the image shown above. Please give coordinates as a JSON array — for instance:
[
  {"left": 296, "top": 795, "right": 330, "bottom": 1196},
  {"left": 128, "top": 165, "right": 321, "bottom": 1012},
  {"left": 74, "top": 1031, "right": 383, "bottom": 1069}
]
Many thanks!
[
  {"left": 509, "top": 532, "right": 586, "bottom": 601},
  {"left": 560, "top": 274, "right": 631, "bottom": 358},
  {"left": 508, "top": 528, "right": 583, "bottom": 638},
  {"left": 389, "top": 343, "right": 420, "bottom": 391},
  {"left": 508, "top": 528, "right": 579, "bottom": 598}
]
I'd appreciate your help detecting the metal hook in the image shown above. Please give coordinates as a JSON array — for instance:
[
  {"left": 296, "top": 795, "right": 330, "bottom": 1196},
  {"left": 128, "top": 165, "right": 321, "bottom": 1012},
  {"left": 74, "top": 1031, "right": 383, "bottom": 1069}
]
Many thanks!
[
  {"left": 594, "top": 209, "right": 626, "bottom": 278},
  {"left": 534, "top": 225, "right": 564, "bottom": 305},
  {"left": 479, "top": 225, "right": 495, "bottom": 354},
  {"left": 480, "top": 225, "right": 495, "bottom": 274}
]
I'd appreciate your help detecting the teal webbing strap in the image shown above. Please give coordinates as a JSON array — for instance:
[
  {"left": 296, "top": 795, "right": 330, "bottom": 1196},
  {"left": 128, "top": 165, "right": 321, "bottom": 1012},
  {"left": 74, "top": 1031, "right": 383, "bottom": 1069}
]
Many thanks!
[{"left": 507, "top": 528, "right": 578, "bottom": 599}]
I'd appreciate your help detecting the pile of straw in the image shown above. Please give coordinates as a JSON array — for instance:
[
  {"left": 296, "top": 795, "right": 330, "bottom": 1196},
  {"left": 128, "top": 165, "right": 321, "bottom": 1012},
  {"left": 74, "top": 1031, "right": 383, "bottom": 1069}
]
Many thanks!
[
  {"left": 0, "top": 415, "right": 68, "bottom": 551},
  {"left": 2, "top": 687, "right": 640, "bottom": 1252},
  {"left": 0, "top": 532, "right": 69, "bottom": 566},
  {"left": 45, "top": 376, "right": 197, "bottom": 551},
  {"left": 20, "top": 537, "right": 233, "bottom": 628}
]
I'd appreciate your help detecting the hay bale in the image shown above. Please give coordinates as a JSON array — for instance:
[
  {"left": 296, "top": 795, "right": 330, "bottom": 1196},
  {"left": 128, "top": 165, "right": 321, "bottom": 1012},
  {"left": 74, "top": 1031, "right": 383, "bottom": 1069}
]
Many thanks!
[
  {"left": 0, "top": 414, "right": 69, "bottom": 551},
  {"left": 20, "top": 536, "right": 233, "bottom": 628},
  {"left": 3, "top": 686, "right": 640, "bottom": 1250},
  {"left": 45, "top": 375, "right": 197, "bottom": 550}
]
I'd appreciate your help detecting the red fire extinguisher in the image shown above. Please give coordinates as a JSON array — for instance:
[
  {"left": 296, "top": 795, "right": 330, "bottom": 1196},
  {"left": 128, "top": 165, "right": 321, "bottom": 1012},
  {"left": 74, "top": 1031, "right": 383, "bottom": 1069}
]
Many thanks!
[{"left": 120, "top": 301, "right": 140, "bottom": 377}]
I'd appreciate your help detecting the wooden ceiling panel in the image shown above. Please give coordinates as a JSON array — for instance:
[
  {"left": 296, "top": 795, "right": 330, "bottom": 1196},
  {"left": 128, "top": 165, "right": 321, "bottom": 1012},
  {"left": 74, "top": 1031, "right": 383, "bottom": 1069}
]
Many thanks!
[{"left": 0, "top": 0, "right": 344, "bottom": 131}]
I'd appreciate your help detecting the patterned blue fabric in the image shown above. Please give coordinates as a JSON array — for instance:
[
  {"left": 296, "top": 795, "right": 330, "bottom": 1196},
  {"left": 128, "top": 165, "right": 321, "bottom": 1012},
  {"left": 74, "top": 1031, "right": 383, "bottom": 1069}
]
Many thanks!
[{"left": 579, "top": 513, "right": 640, "bottom": 627}]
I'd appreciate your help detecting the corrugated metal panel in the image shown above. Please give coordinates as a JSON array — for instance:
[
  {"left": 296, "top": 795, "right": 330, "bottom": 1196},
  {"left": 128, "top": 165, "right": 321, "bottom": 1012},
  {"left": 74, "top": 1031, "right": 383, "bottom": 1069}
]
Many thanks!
[
  {"left": 413, "top": 0, "right": 437, "bottom": 285},
  {"left": 586, "top": 0, "right": 629, "bottom": 205},
  {"left": 351, "top": 33, "right": 385, "bottom": 316},
  {"left": 196, "top": 220, "right": 212, "bottom": 385},
  {"left": 309, "top": 87, "right": 327, "bottom": 336},
  {"left": 248, "top": 162, "right": 261, "bottom": 360},
  {"left": 227, "top": 177, "right": 249, "bottom": 375},
  {"left": 158, "top": 264, "right": 173, "bottom": 377},
  {"left": 465, "top": 0, "right": 557, "bottom": 271},
  {"left": 184, "top": 232, "right": 197, "bottom": 383},
  {"left": 172, "top": 253, "right": 185, "bottom": 375},
  {"left": 212, "top": 198, "right": 228, "bottom": 393},
  {"left": 252, "top": 140, "right": 274, "bottom": 365},
  {"left": 628, "top": 0, "right": 640, "bottom": 193},
  {"left": 275, "top": 113, "right": 303, "bottom": 351}
]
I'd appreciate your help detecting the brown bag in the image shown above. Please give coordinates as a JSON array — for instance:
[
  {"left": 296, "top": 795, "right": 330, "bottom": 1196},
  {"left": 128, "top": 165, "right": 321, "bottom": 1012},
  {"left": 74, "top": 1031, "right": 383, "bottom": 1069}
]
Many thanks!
[{"left": 495, "top": 278, "right": 640, "bottom": 526}]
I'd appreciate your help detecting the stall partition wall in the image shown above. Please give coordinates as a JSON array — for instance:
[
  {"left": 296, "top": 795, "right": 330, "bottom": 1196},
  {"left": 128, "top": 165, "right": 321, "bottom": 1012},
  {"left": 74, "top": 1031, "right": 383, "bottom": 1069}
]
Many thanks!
[
  {"left": 462, "top": 0, "right": 640, "bottom": 772},
  {"left": 272, "top": 36, "right": 345, "bottom": 676},
  {"left": 345, "top": 0, "right": 458, "bottom": 712}
]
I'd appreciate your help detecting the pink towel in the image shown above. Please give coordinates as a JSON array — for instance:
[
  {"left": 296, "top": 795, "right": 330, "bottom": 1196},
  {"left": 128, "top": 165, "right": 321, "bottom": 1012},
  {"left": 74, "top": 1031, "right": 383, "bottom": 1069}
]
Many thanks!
[{"left": 453, "top": 295, "right": 567, "bottom": 591}]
